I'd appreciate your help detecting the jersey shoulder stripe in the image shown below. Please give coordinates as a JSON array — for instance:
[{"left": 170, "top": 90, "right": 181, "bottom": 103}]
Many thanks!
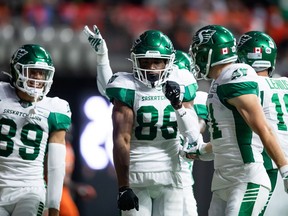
[
  {"left": 169, "top": 68, "right": 198, "bottom": 101},
  {"left": 39, "top": 96, "right": 72, "bottom": 132},
  {"left": 216, "top": 63, "right": 258, "bottom": 101},
  {"left": 106, "top": 72, "right": 135, "bottom": 107},
  {"left": 194, "top": 91, "right": 208, "bottom": 120}
]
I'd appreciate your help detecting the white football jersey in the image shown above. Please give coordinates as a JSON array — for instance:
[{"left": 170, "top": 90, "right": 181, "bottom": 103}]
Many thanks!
[
  {"left": 106, "top": 68, "right": 198, "bottom": 187},
  {"left": 0, "top": 82, "right": 71, "bottom": 187},
  {"left": 207, "top": 63, "right": 270, "bottom": 191},
  {"left": 258, "top": 76, "right": 288, "bottom": 170}
]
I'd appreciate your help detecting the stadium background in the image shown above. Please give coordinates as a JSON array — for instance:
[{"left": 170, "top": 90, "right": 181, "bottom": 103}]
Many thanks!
[{"left": 1, "top": 0, "right": 288, "bottom": 215}]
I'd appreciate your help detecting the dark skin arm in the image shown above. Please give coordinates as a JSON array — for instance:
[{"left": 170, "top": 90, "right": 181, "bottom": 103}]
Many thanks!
[{"left": 112, "top": 99, "right": 134, "bottom": 187}]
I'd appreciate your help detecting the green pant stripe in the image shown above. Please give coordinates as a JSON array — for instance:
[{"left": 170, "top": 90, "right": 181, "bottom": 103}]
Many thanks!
[
  {"left": 259, "top": 169, "right": 278, "bottom": 216},
  {"left": 238, "top": 183, "right": 260, "bottom": 216},
  {"left": 37, "top": 201, "right": 45, "bottom": 216}
]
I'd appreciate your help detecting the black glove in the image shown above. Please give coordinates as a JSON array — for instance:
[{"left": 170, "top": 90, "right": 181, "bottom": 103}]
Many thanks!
[
  {"left": 163, "top": 80, "right": 183, "bottom": 109},
  {"left": 117, "top": 186, "right": 139, "bottom": 211}
]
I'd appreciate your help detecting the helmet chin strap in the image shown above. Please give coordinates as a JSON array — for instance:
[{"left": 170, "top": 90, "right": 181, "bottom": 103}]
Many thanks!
[{"left": 29, "top": 81, "right": 40, "bottom": 116}]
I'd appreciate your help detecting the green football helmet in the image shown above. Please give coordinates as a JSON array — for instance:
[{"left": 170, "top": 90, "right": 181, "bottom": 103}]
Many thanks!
[
  {"left": 237, "top": 31, "right": 277, "bottom": 77},
  {"left": 174, "top": 50, "right": 196, "bottom": 76},
  {"left": 190, "top": 25, "right": 238, "bottom": 79},
  {"left": 130, "top": 30, "right": 175, "bottom": 88},
  {"left": 10, "top": 44, "right": 55, "bottom": 98}
]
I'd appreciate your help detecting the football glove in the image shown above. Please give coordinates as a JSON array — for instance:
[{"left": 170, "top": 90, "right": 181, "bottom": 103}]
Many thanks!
[
  {"left": 117, "top": 186, "right": 139, "bottom": 211},
  {"left": 183, "top": 134, "right": 206, "bottom": 154},
  {"left": 162, "top": 80, "right": 184, "bottom": 109},
  {"left": 83, "top": 25, "right": 109, "bottom": 66},
  {"left": 280, "top": 165, "right": 288, "bottom": 193}
]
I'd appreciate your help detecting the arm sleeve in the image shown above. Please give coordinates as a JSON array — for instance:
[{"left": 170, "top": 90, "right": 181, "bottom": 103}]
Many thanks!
[
  {"left": 46, "top": 143, "right": 66, "bottom": 210},
  {"left": 175, "top": 106, "right": 200, "bottom": 144},
  {"left": 96, "top": 63, "right": 113, "bottom": 97}
]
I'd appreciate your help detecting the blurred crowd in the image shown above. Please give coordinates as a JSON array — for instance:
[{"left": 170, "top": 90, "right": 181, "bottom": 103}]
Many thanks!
[{"left": 1, "top": 0, "right": 288, "bottom": 77}]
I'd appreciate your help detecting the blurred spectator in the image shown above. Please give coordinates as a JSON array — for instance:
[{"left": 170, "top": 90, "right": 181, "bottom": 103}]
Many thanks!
[{"left": 1, "top": 0, "right": 288, "bottom": 77}]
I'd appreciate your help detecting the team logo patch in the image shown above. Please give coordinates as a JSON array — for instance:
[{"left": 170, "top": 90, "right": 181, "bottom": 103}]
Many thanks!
[
  {"left": 231, "top": 68, "right": 247, "bottom": 80},
  {"left": 108, "top": 74, "right": 118, "bottom": 84}
]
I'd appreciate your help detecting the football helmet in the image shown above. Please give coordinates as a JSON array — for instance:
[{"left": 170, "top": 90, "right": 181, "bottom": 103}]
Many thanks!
[
  {"left": 10, "top": 44, "right": 55, "bottom": 98},
  {"left": 190, "top": 25, "right": 238, "bottom": 79},
  {"left": 130, "top": 30, "right": 175, "bottom": 88},
  {"left": 174, "top": 50, "right": 196, "bottom": 76},
  {"left": 237, "top": 31, "right": 277, "bottom": 77}
]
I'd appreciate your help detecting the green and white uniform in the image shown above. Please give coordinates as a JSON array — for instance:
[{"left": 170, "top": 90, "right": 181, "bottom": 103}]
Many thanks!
[
  {"left": 207, "top": 63, "right": 270, "bottom": 216},
  {"left": 0, "top": 82, "right": 71, "bottom": 207},
  {"left": 106, "top": 68, "right": 197, "bottom": 216},
  {"left": 257, "top": 76, "right": 288, "bottom": 216}
]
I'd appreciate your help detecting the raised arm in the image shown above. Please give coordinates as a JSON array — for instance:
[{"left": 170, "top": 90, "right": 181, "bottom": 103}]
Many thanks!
[{"left": 83, "top": 25, "right": 113, "bottom": 97}]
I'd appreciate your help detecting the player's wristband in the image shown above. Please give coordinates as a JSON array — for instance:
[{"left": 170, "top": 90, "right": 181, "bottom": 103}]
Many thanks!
[{"left": 280, "top": 165, "right": 288, "bottom": 178}]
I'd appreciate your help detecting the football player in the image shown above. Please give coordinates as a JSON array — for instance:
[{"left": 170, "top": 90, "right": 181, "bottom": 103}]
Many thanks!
[
  {"left": 0, "top": 44, "right": 71, "bottom": 216},
  {"left": 190, "top": 25, "right": 288, "bottom": 215},
  {"left": 237, "top": 30, "right": 288, "bottom": 216},
  {"left": 84, "top": 26, "right": 201, "bottom": 215}
]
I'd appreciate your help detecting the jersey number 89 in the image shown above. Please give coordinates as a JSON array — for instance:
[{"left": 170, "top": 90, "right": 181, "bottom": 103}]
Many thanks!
[{"left": 0, "top": 118, "right": 42, "bottom": 160}]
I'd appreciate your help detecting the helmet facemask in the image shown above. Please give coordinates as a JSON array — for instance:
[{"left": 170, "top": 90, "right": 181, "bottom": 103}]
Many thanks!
[
  {"left": 131, "top": 51, "right": 175, "bottom": 89},
  {"left": 130, "top": 30, "right": 175, "bottom": 89},
  {"left": 13, "top": 62, "right": 54, "bottom": 99},
  {"left": 10, "top": 44, "right": 55, "bottom": 100}
]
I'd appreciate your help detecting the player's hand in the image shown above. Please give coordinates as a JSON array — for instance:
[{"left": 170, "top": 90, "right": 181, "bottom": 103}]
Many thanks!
[
  {"left": 183, "top": 135, "right": 208, "bottom": 159},
  {"left": 162, "top": 80, "right": 184, "bottom": 109},
  {"left": 117, "top": 186, "right": 139, "bottom": 211},
  {"left": 280, "top": 165, "right": 288, "bottom": 193},
  {"left": 83, "top": 25, "right": 108, "bottom": 55}
]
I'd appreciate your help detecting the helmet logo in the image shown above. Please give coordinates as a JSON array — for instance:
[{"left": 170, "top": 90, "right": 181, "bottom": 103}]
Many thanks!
[
  {"left": 194, "top": 29, "right": 216, "bottom": 45},
  {"left": 237, "top": 34, "right": 252, "bottom": 47},
  {"left": 11, "top": 48, "right": 28, "bottom": 63},
  {"left": 131, "top": 38, "right": 142, "bottom": 51}
]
